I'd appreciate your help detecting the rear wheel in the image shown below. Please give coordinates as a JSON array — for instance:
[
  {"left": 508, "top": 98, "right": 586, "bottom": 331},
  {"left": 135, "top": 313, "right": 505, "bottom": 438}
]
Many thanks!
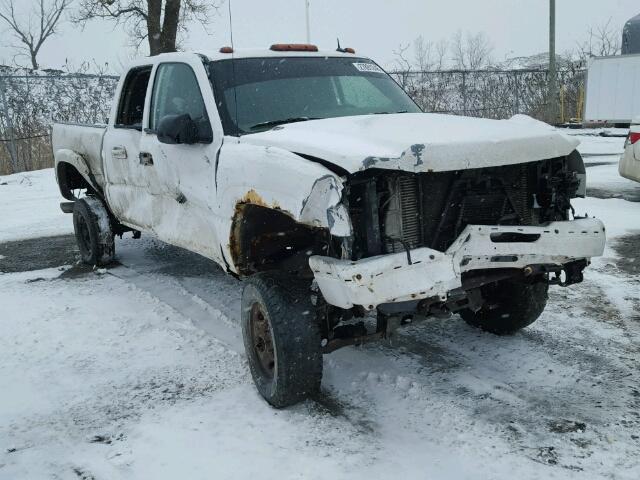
[
  {"left": 241, "top": 272, "right": 323, "bottom": 408},
  {"left": 460, "top": 280, "right": 549, "bottom": 335},
  {"left": 72, "top": 196, "right": 115, "bottom": 266}
]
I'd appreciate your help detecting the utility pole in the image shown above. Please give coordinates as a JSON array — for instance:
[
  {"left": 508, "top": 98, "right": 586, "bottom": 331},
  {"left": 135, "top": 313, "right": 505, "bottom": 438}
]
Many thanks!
[
  {"left": 305, "top": 0, "right": 311, "bottom": 44},
  {"left": 548, "top": 0, "right": 558, "bottom": 125}
]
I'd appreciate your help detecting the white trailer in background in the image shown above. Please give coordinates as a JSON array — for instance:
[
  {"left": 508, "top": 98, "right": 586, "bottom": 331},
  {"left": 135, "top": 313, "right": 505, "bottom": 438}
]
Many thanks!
[{"left": 584, "top": 54, "right": 640, "bottom": 126}]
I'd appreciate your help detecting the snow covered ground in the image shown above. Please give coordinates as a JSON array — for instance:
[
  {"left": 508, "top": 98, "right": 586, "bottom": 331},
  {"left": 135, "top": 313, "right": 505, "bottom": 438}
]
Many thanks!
[
  {"left": 1, "top": 132, "right": 639, "bottom": 480},
  {"left": 0, "top": 169, "right": 72, "bottom": 243}
]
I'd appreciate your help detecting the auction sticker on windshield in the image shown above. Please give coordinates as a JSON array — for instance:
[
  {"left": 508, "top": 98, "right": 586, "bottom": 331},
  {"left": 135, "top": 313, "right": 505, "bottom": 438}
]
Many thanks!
[{"left": 353, "top": 62, "right": 385, "bottom": 74}]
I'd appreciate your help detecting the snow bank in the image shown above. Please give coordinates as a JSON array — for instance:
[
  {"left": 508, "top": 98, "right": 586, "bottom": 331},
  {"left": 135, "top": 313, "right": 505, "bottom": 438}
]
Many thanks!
[{"left": 0, "top": 169, "right": 71, "bottom": 242}]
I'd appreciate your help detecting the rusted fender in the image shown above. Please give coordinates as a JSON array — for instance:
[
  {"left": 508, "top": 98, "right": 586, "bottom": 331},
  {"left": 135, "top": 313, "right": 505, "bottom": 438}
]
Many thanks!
[{"left": 215, "top": 142, "right": 352, "bottom": 270}]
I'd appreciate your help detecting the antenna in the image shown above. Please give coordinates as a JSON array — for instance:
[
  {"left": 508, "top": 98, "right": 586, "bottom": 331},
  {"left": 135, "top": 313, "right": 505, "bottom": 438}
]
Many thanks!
[
  {"left": 227, "top": 0, "right": 239, "bottom": 135},
  {"left": 336, "top": 38, "right": 349, "bottom": 53}
]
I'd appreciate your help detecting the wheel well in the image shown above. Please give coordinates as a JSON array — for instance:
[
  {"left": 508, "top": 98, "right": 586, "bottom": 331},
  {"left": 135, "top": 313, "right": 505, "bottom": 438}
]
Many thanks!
[
  {"left": 230, "top": 204, "right": 330, "bottom": 277},
  {"left": 56, "top": 162, "right": 92, "bottom": 200}
]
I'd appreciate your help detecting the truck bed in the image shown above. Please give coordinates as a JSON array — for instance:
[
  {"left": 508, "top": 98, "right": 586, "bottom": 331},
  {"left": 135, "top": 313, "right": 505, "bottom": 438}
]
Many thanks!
[{"left": 52, "top": 123, "right": 107, "bottom": 191}]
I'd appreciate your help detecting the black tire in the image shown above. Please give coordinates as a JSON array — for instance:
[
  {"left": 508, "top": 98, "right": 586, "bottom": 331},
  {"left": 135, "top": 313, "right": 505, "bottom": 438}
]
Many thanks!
[
  {"left": 459, "top": 280, "right": 549, "bottom": 335},
  {"left": 72, "top": 196, "right": 115, "bottom": 266},
  {"left": 241, "top": 272, "right": 323, "bottom": 408}
]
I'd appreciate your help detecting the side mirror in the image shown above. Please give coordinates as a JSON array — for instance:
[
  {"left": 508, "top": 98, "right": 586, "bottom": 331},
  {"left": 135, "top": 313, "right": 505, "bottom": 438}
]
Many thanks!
[{"left": 157, "top": 114, "right": 199, "bottom": 145}]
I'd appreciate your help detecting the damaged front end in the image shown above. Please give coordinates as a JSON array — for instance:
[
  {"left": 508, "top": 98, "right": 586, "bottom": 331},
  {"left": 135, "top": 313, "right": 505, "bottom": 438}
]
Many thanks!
[
  {"left": 226, "top": 167, "right": 353, "bottom": 278},
  {"left": 224, "top": 142, "right": 604, "bottom": 352},
  {"left": 310, "top": 152, "right": 605, "bottom": 319}
]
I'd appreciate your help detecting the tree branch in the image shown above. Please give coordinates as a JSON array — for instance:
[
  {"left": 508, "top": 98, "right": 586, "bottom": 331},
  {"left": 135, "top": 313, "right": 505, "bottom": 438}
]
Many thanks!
[
  {"left": 74, "top": 0, "right": 225, "bottom": 55},
  {"left": 0, "top": 0, "right": 72, "bottom": 68}
]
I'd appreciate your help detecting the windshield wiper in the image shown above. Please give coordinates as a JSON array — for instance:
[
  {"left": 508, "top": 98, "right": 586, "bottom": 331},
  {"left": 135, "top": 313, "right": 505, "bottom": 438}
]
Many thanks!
[
  {"left": 373, "top": 110, "right": 409, "bottom": 115},
  {"left": 249, "top": 117, "right": 318, "bottom": 131}
]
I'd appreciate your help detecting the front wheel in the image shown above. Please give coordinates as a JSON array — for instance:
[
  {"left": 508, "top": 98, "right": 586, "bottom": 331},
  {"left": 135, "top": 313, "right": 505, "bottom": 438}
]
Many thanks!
[
  {"left": 241, "top": 272, "right": 323, "bottom": 408},
  {"left": 459, "top": 280, "right": 549, "bottom": 335},
  {"left": 72, "top": 196, "right": 115, "bottom": 266}
]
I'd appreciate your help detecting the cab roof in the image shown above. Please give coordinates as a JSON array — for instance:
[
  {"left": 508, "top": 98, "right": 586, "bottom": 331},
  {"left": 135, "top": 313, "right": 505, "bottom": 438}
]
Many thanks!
[
  {"left": 205, "top": 48, "right": 364, "bottom": 62},
  {"left": 159, "top": 48, "right": 367, "bottom": 63},
  {"left": 121, "top": 48, "right": 372, "bottom": 74}
]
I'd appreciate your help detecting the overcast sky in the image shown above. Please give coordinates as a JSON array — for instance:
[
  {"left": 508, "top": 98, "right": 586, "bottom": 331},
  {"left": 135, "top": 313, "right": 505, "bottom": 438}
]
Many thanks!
[{"left": 1, "top": 0, "right": 638, "bottom": 73}]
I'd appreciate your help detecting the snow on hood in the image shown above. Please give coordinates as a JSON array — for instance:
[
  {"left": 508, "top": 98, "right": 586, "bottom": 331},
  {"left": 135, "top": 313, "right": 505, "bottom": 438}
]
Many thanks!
[{"left": 240, "top": 113, "right": 580, "bottom": 174}]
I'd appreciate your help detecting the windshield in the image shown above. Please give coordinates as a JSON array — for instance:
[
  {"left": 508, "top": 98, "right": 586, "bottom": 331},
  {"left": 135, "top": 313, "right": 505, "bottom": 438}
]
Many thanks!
[{"left": 209, "top": 56, "right": 421, "bottom": 135}]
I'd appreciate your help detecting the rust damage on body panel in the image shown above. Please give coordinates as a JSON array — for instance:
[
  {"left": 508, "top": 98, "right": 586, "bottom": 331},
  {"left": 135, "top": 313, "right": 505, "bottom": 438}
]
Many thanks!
[
  {"left": 240, "top": 189, "right": 282, "bottom": 210},
  {"left": 229, "top": 189, "right": 330, "bottom": 277}
]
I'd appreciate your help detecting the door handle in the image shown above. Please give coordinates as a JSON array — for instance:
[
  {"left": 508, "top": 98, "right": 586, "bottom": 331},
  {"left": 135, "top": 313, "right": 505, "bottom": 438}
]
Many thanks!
[
  {"left": 139, "top": 152, "right": 154, "bottom": 166},
  {"left": 111, "top": 146, "right": 127, "bottom": 159}
]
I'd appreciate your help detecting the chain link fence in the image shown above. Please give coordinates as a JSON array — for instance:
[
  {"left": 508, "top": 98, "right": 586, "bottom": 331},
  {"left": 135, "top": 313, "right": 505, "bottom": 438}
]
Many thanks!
[
  {"left": 0, "top": 68, "right": 585, "bottom": 175},
  {"left": 0, "top": 73, "right": 118, "bottom": 175},
  {"left": 389, "top": 68, "right": 586, "bottom": 121}
]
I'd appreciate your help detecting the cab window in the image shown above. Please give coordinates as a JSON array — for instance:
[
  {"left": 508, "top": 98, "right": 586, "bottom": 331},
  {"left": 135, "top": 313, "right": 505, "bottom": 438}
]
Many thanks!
[
  {"left": 115, "top": 66, "right": 152, "bottom": 130},
  {"left": 150, "top": 63, "right": 211, "bottom": 137}
]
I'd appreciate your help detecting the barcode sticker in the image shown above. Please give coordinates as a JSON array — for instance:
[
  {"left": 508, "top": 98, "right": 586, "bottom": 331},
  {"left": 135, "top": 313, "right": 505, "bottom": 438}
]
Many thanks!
[{"left": 352, "top": 62, "right": 385, "bottom": 74}]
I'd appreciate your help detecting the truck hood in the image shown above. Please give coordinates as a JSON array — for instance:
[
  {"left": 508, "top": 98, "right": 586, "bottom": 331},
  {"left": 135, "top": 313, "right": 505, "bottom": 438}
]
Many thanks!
[{"left": 240, "top": 113, "right": 580, "bottom": 174}]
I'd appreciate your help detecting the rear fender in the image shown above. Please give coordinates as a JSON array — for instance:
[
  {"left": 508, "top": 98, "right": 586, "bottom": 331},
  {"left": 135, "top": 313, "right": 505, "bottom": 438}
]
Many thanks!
[{"left": 55, "top": 149, "right": 101, "bottom": 200}]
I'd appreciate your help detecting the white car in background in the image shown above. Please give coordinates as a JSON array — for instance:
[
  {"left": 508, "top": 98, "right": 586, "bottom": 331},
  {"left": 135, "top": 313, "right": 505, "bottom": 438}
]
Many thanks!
[{"left": 620, "top": 119, "right": 640, "bottom": 183}]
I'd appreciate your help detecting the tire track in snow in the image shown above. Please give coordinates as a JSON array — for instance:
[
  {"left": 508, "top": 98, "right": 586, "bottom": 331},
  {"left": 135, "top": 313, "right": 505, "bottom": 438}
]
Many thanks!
[{"left": 107, "top": 264, "right": 244, "bottom": 353}]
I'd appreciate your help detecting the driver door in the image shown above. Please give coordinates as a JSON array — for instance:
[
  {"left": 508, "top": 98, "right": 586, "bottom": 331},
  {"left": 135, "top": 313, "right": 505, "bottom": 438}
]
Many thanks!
[{"left": 139, "top": 60, "right": 223, "bottom": 262}]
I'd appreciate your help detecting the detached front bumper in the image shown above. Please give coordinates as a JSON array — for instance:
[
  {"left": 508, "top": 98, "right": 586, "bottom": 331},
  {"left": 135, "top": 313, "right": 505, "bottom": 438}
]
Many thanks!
[{"left": 309, "top": 218, "right": 606, "bottom": 310}]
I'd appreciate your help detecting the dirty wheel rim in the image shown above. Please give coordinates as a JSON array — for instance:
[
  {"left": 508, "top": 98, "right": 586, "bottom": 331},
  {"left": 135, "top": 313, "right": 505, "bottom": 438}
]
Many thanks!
[
  {"left": 77, "top": 214, "right": 92, "bottom": 254},
  {"left": 249, "top": 303, "right": 275, "bottom": 379}
]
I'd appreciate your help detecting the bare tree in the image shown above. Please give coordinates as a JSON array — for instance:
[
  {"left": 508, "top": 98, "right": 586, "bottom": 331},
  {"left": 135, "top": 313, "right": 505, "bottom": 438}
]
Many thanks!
[
  {"left": 0, "top": 0, "right": 72, "bottom": 69},
  {"left": 76, "top": 0, "right": 223, "bottom": 55},
  {"left": 575, "top": 18, "right": 621, "bottom": 65},
  {"left": 410, "top": 36, "right": 448, "bottom": 72},
  {"left": 393, "top": 37, "right": 448, "bottom": 73},
  {"left": 413, "top": 36, "right": 432, "bottom": 71},
  {"left": 434, "top": 39, "right": 448, "bottom": 71},
  {"left": 390, "top": 43, "right": 412, "bottom": 88},
  {"left": 392, "top": 42, "right": 412, "bottom": 71},
  {"left": 450, "top": 30, "right": 493, "bottom": 71}
]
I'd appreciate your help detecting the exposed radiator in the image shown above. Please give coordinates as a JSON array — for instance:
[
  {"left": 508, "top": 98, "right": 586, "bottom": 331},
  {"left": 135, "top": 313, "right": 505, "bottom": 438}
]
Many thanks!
[
  {"left": 383, "top": 175, "right": 422, "bottom": 251},
  {"left": 381, "top": 164, "right": 536, "bottom": 254}
]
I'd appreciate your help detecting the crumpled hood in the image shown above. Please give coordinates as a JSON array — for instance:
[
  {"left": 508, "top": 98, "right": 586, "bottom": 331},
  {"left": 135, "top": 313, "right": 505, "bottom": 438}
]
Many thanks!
[{"left": 240, "top": 113, "right": 580, "bottom": 174}]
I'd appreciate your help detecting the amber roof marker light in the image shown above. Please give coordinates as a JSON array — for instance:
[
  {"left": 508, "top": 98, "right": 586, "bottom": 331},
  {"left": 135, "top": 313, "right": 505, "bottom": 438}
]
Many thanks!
[
  {"left": 219, "top": 46, "right": 234, "bottom": 54},
  {"left": 270, "top": 44, "right": 319, "bottom": 52}
]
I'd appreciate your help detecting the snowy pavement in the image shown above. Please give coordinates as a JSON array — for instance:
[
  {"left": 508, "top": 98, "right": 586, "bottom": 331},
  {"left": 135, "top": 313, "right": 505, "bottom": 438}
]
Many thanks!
[{"left": 1, "top": 131, "right": 640, "bottom": 479}]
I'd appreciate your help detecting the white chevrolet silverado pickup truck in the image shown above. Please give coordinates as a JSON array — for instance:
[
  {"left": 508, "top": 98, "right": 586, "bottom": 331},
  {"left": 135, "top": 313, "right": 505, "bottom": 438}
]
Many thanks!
[{"left": 52, "top": 45, "right": 606, "bottom": 408}]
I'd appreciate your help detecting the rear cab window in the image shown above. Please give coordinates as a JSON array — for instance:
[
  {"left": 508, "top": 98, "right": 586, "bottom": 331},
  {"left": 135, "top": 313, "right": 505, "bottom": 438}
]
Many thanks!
[{"left": 115, "top": 66, "right": 152, "bottom": 130}]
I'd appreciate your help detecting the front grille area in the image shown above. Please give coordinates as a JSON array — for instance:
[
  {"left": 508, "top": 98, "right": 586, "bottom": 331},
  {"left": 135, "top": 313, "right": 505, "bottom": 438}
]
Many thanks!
[
  {"left": 346, "top": 157, "right": 578, "bottom": 261},
  {"left": 380, "top": 163, "right": 537, "bottom": 254}
]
